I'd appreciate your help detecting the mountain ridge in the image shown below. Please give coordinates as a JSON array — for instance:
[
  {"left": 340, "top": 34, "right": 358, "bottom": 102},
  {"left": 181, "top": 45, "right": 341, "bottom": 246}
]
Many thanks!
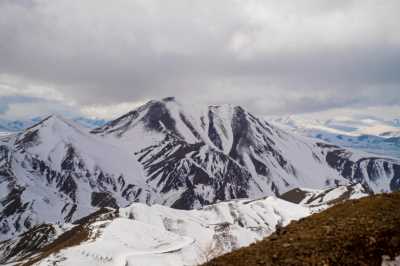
[
  {"left": 0, "top": 97, "right": 399, "bottom": 240},
  {"left": 0, "top": 195, "right": 311, "bottom": 266},
  {"left": 203, "top": 192, "right": 400, "bottom": 266}
]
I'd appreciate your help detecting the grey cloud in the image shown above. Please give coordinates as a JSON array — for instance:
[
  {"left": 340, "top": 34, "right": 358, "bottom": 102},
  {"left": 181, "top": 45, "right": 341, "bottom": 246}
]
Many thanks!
[
  {"left": 0, "top": 95, "right": 44, "bottom": 105},
  {"left": 0, "top": 0, "right": 399, "bottom": 117}
]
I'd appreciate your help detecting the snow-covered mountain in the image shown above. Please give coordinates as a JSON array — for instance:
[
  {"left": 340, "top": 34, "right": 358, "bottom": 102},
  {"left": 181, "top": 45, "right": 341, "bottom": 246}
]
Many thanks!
[
  {"left": 0, "top": 97, "right": 399, "bottom": 241},
  {"left": 93, "top": 97, "right": 400, "bottom": 198},
  {"left": 272, "top": 116, "right": 400, "bottom": 159},
  {"left": 0, "top": 115, "right": 152, "bottom": 241},
  {"left": 92, "top": 97, "right": 349, "bottom": 208},
  {"left": 0, "top": 196, "right": 310, "bottom": 266}
]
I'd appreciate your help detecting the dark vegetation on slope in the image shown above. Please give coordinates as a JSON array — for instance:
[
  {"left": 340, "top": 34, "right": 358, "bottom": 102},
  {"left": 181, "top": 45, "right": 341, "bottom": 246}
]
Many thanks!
[
  {"left": 0, "top": 208, "right": 115, "bottom": 266},
  {"left": 22, "top": 208, "right": 116, "bottom": 266},
  {"left": 0, "top": 224, "right": 56, "bottom": 264},
  {"left": 204, "top": 192, "right": 400, "bottom": 266}
]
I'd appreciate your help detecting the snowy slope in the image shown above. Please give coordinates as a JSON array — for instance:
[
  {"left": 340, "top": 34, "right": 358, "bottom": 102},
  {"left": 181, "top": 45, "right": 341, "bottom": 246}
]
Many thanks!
[
  {"left": 0, "top": 115, "right": 152, "bottom": 241},
  {"left": 0, "top": 196, "right": 310, "bottom": 266}
]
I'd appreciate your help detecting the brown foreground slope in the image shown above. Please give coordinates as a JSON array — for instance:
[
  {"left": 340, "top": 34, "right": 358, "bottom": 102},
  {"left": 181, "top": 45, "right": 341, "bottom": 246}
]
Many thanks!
[{"left": 204, "top": 192, "right": 400, "bottom": 266}]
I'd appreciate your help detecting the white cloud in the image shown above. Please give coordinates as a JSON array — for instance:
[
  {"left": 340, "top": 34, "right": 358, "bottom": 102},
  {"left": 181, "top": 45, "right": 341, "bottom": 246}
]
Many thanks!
[{"left": 0, "top": 74, "right": 70, "bottom": 103}]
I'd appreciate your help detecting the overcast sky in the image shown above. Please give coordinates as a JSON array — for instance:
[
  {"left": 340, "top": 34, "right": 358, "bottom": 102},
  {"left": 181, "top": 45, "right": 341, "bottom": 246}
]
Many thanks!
[{"left": 0, "top": 0, "right": 399, "bottom": 119}]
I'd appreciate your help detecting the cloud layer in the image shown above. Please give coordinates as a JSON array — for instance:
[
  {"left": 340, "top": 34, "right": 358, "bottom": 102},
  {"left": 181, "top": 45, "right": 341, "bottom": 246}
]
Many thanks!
[{"left": 0, "top": 0, "right": 399, "bottom": 118}]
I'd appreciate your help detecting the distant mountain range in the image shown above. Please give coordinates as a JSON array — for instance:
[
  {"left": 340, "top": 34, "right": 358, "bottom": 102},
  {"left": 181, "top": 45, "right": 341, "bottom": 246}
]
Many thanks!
[
  {"left": 271, "top": 116, "right": 400, "bottom": 159},
  {"left": 0, "top": 117, "right": 107, "bottom": 132}
]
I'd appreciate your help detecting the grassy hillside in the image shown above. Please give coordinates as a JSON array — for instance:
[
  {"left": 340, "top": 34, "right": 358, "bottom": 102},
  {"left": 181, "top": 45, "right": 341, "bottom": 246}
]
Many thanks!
[{"left": 203, "top": 192, "right": 400, "bottom": 266}]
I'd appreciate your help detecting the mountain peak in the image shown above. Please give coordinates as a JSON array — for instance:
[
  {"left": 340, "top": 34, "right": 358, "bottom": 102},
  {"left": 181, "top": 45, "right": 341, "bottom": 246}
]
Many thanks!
[
  {"left": 161, "top": 96, "right": 177, "bottom": 102},
  {"left": 15, "top": 114, "right": 89, "bottom": 151},
  {"left": 91, "top": 97, "right": 187, "bottom": 139},
  {"left": 25, "top": 114, "right": 82, "bottom": 132}
]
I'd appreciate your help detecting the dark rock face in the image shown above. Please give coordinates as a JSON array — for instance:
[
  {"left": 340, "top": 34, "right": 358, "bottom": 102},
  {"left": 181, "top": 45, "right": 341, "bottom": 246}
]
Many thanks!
[
  {"left": 325, "top": 149, "right": 355, "bottom": 179},
  {"left": 229, "top": 107, "right": 251, "bottom": 161},
  {"left": 136, "top": 134, "right": 252, "bottom": 209},
  {"left": 15, "top": 129, "right": 39, "bottom": 150},
  {"left": 279, "top": 183, "right": 372, "bottom": 207},
  {"left": 91, "top": 192, "right": 118, "bottom": 209},
  {"left": 0, "top": 145, "right": 13, "bottom": 179},
  {"left": 141, "top": 101, "right": 178, "bottom": 133},
  {"left": 390, "top": 165, "right": 400, "bottom": 191},
  {"left": 322, "top": 146, "right": 400, "bottom": 192},
  {"left": 0, "top": 187, "right": 27, "bottom": 218},
  {"left": 279, "top": 188, "right": 309, "bottom": 204},
  {"left": 208, "top": 110, "right": 223, "bottom": 151},
  {"left": 58, "top": 175, "right": 78, "bottom": 202},
  {"left": 61, "top": 146, "right": 78, "bottom": 171},
  {"left": 0, "top": 186, "right": 31, "bottom": 237},
  {"left": 0, "top": 224, "right": 57, "bottom": 264}
]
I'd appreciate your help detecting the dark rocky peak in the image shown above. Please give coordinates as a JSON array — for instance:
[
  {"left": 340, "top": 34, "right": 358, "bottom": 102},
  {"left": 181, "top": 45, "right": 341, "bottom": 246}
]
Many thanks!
[
  {"left": 92, "top": 98, "right": 182, "bottom": 134},
  {"left": 140, "top": 100, "right": 179, "bottom": 133},
  {"left": 161, "top": 96, "right": 177, "bottom": 102},
  {"left": 91, "top": 97, "right": 203, "bottom": 142}
]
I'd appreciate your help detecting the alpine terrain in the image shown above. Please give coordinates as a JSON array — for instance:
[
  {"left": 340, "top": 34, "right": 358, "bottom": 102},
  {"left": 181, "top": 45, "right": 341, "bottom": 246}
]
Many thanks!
[{"left": 0, "top": 97, "right": 399, "bottom": 247}]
